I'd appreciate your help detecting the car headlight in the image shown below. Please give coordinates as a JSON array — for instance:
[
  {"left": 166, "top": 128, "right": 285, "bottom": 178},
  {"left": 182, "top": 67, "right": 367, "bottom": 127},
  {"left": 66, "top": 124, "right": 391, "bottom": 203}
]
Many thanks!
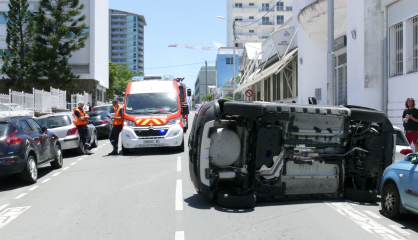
[
  {"left": 124, "top": 119, "right": 136, "bottom": 127},
  {"left": 167, "top": 117, "right": 180, "bottom": 125}
]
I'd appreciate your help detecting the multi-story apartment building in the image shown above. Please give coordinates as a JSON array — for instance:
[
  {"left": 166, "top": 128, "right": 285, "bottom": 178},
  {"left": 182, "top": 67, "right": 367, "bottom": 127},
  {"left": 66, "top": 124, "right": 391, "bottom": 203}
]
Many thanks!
[
  {"left": 109, "top": 9, "right": 146, "bottom": 74},
  {"left": 0, "top": 0, "right": 109, "bottom": 103},
  {"left": 194, "top": 66, "right": 216, "bottom": 105},
  {"left": 226, "top": 0, "right": 294, "bottom": 47}
]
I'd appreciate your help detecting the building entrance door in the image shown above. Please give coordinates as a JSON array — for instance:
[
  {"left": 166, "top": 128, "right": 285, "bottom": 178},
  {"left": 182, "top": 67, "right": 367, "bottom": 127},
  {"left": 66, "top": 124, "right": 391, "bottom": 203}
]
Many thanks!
[{"left": 335, "top": 53, "right": 347, "bottom": 105}]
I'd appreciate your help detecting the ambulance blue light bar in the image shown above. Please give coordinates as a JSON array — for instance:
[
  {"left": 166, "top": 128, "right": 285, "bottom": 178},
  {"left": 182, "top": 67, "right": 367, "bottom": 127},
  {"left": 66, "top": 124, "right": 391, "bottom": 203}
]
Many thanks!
[{"left": 132, "top": 75, "right": 174, "bottom": 81}]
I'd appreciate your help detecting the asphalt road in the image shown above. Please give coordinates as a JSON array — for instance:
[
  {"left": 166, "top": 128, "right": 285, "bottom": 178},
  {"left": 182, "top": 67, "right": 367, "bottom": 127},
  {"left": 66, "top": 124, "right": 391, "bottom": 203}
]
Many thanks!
[{"left": 0, "top": 113, "right": 417, "bottom": 240}]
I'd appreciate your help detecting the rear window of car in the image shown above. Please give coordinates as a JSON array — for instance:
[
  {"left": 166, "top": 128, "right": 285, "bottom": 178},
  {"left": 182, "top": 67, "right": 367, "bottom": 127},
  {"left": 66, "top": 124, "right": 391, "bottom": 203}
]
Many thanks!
[
  {"left": 94, "top": 106, "right": 114, "bottom": 113},
  {"left": 90, "top": 115, "right": 103, "bottom": 121},
  {"left": 37, "top": 116, "right": 72, "bottom": 129},
  {"left": 396, "top": 130, "right": 410, "bottom": 147},
  {"left": 0, "top": 123, "right": 15, "bottom": 137}
]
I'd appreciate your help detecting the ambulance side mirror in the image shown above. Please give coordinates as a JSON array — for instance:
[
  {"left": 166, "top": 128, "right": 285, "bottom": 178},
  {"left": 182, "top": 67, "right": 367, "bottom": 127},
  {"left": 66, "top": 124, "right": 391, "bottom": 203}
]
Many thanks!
[
  {"left": 187, "top": 89, "right": 192, "bottom": 97},
  {"left": 182, "top": 105, "right": 190, "bottom": 115}
]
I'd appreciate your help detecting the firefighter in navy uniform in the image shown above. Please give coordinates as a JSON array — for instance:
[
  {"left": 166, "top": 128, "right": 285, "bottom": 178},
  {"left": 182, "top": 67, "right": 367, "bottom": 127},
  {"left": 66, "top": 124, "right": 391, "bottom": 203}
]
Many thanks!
[
  {"left": 74, "top": 101, "right": 93, "bottom": 155},
  {"left": 108, "top": 100, "right": 124, "bottom": 155}
]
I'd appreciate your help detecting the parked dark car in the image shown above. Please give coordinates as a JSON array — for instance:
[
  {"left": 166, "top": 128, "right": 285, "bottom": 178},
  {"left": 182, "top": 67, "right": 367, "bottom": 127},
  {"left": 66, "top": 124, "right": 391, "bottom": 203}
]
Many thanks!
[
  {"left": 92, "top": 105, "right": 114, "bottom": 116},
  {"left": 88, "top": 111, "right": 113, "bottom": 137},
  {"left": 0, "top": 116, "right": 63, "bottom": 184}
]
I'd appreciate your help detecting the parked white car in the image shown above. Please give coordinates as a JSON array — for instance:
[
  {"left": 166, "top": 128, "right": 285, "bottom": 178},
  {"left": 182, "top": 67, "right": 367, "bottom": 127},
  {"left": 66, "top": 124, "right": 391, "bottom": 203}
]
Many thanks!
[{"left": 393, "top": 126, "right": 413, "bottom": 162}]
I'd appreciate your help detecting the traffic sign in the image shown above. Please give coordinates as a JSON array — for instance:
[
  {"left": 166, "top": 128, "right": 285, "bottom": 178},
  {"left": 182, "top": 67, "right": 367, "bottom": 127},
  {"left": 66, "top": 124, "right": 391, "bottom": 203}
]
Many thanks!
[{"left": 245, "top": 89, "right": 253, "bottom": 98}]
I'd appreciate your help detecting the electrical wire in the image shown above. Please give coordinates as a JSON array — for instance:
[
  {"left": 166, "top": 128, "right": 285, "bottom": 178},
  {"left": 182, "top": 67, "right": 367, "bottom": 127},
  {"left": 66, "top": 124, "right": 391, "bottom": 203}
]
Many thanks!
[
  {"left": 235, "top": 1, "right": 282, "bottom": 28},
  {"left": 144, "top": 58, "right": 226, "bottom": 70}
]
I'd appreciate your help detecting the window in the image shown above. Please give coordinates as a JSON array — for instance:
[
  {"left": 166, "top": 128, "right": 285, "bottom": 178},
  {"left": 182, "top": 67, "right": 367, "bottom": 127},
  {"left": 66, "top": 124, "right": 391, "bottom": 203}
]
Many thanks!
[
  {"left": 261, "top": 36, "right": 269, "bottom": 39},
  {"left": 277, "top": 2, "right": 284, "bottom": 11},
  {"left": 120, "top": 47, "right": 125, "bottom": 50},
  {"left": 27, "top": 119, "right": 42, "bottom": 133},
  {"left": 249, "top": 30, "right": 254, "bottom": 33},
  {"left": 226, "top": 57, "right": 233, "bottom": 64},
  {"left": 249, "top": 16, "right": 254, "bottom": 19},
  {"left": 235, "top": 3, "right": 242, "bottom": 8},
  {"left": 112, "top": 41, "right": 118, "bottom": 44},
  {"left": 18, "top": 120, "right": 32, "bottom": 133},
  {"left": 112, "top": 59, "right": 118, "bottom": 62},
  {"left": 235, "top": 17, "right": 243, "bottom": 21},
  {"left": 262, "top": 3, "right": 270, "bottom": 11},
  {"left": 262, "top": 17, "right": 270, "bottom": 25},
  {"left": 277, "top": 15, "right": 284, "bottom": 24},
  {"left": 249, "top": 3, "right": 254, "bottom": 6},
  {"left": 119, "top": 41, "right": 125, "bottom": 44},
  {"left": 286, "top": 6, "right": 293, "bottom": 11},
  {"left": 390, "top": 22, "right": 403, "bottom": 77},
  {"left": 413, "top": 16, "right": 418, "bottom": 73},
  {"left": 112, "top": 53, "right": 118, "bottom": 56},
  {"left": 120, "top": 53, "right": 125, "bottom": 56}
]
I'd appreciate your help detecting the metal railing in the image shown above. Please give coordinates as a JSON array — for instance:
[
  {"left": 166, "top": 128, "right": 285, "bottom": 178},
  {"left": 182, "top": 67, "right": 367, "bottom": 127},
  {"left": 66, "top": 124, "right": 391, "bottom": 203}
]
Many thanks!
[
  {"left": 68, "top": 92, "right": 92, "bottom": 111},
  {"left": 50, "top": 87, "right": 67, "bottom": 109}
]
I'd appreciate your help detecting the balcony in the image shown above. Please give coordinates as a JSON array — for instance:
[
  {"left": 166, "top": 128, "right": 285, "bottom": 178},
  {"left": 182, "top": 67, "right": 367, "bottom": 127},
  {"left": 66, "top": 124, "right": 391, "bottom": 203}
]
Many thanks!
[
  {"left": 259, "top": 21, "right": 274, "bottom": 27},
  {"left": 235, "top": 20, "right": 259, "bottom": 28},
  {"left": 112, "top": 48, "right": 126, "bottom": 53},
  {"left": 236, "top": 34, "right": 261, "bottom": 41},
  {"left": 138, "top": 33, "right": 144, "bottom": 38},
  {"left": 232, "top": 7, "right": 259, "bottom": 14}
]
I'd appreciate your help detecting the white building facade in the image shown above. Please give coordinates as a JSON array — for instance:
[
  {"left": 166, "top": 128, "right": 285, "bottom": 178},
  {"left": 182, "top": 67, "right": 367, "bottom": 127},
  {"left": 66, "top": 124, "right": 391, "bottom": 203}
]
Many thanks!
[
  {"left": 0, "top": 0, "right": 109, "bottom": 103},
  {"left": 226, "top": 0, "right": 294, "bottom": 47},
  {"left": 109, "top": 9, "right": 146, "bottom": 74}
]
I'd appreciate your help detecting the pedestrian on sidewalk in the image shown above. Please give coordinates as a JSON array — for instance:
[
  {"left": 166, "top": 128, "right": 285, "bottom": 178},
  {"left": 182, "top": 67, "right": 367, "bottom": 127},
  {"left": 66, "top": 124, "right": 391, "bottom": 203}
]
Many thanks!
[
  {"left": 108, "top": 100, "right": 124, "bottom": 155},
  {"left": 402, "top": 97, "right": 418, "bottom": 152},
  {"left": 84, "top": 102, "right": 92, "bottom": 112},
  {"left": 74, "top": 101, "right": 93, "bottom": 155}
]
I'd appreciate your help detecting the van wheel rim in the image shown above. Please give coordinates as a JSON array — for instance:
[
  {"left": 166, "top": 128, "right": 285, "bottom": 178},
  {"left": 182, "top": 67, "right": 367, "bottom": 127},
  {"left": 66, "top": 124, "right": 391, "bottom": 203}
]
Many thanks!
[
  {"left": 384, "top": 189, "right": 396, "bottom": 212},
  {"left": 29, "top": 158, "right": 37, "bottom": 180}
]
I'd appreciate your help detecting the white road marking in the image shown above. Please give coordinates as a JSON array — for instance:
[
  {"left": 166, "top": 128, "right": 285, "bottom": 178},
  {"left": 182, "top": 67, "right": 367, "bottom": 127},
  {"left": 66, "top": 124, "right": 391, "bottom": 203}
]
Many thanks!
[
  {"left": 177, "top": 157, "right": 181, "bottom": 172},
  {"left": 77, "top": 158, "right": 83, "bottom": 161},
  {"left": 389, "top": 225, "right": 411, "bottom": 236},
  {"left": 363, "top": 210, "right": 382, "bottom": 219},
  {"left": 175, "top": 180, "right": 183, "bottom": 211},
  {"left": 0, "top": 206, "right": 31, "bottom": 229},
  {"left": 325, "top": 202, "right": 404, "bottom": 240},
  {"left": 175, "top": 231, "right": 185, "bottom": 240},
  {"left": 70, "top": 162, "right": 77, "bottom": 165},
  {"left": 98, "top": 146, "right": 102, "bottom": 149},
  {"left": 28, "top": 186, "right": 38, "bottom": 191},
  {"left": 14, "top": 193, "right": 27, "bottom": 199},
  {"left": 0, "top": 204, "right": 10, "bottom": 211},
  {"left": 52, "top": 172, "right": 61, "bottom": 177},
  {"left": 42, "top": 178, "right": 51, "bottom": 183},
  {"left": 63, "top": 167, "right": 70, "bottom": 170}
]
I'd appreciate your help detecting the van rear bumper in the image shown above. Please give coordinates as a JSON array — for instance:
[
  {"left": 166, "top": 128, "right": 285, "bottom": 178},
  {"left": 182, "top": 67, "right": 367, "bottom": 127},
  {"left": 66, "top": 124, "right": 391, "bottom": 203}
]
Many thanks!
[{"left": 121, "top": 124, "right": 184, "bottom": 148}]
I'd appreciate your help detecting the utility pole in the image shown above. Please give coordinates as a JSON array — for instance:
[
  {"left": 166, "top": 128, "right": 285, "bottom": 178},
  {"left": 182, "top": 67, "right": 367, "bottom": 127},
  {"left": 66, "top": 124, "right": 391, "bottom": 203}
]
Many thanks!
[
  {"left": 327, "top": 0, "right": 335, "bottom": 106},
  {"left": 233, "top": 20, "right": 236, "bottom": 101}
]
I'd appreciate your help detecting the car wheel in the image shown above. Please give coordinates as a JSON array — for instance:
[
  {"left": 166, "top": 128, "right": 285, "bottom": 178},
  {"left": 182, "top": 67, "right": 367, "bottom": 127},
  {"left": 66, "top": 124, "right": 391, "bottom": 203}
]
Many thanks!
[
  {"left": 20, "top": 155, "right": 37, "bottom": 184},
  {"left": 76, "top": 139, "right": 85, "bottom": 155},
  {"left": 122, "top": 145, "right": 130, "bottom": 155},
  {"left": 91, "top": 132, "right": 98, "bottom": 148},
  {"left": 50, "top": 145, "right": 63, "bottom": 169},
  {"left": 177, "top": 139, "right": 185, "bottom": 152},
  {"left": 381, "top": 183, "right": 402, "bottom": 219},
  {"left": 223, "top": 101, "right": 264, "bottom": 117}
]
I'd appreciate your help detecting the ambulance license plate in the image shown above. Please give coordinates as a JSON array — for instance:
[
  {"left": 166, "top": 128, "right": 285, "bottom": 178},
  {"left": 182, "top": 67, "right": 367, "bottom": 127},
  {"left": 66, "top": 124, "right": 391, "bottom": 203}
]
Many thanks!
[{"left": 144, "top": 140, "right": 154, "bottom": 144}]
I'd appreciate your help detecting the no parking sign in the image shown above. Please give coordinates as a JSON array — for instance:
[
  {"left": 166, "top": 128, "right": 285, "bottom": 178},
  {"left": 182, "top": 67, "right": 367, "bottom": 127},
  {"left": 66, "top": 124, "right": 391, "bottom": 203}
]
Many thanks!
[{"left": 245, "top": 89, "right": 253, "bottom": 98}]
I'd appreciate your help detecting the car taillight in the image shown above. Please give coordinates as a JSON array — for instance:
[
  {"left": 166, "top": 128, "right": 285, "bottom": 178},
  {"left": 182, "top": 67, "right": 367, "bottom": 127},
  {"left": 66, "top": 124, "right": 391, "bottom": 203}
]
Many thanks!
[
  {"left": 92, "top": 107, "right": 94, "bottom": 111},
  {"left": 101, "top": 120, "right": 110, "bottom": 124},
  {"left": 67, "top": 128, "right": 78, "bottom": 136},
  {"left": 6, "top": 130, "right": 22, "bottom": 145},
  {"left": 400, "top": 149, "right": 413, "bottom": 155}
]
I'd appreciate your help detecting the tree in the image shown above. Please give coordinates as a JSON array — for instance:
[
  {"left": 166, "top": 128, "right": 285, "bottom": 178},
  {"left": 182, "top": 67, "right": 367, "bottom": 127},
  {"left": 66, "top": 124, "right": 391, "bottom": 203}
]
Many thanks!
[
  {"left": 201, "top": 94, "right": 212, "bottom": 102},
  {"left": 223, "top": 96, "right": 233, "bottom": 100},
  {"left": 114, "top": 64, "right": 140, "bottom": 95},
  {"left": 107, "top": 62, "right": 118, "bottom": 101},
  {"left": 1, "top": 0, "right": 35, "bottom": 92},
  {"left": 30, "top": 0, "right": 88, "bottom": 90}
]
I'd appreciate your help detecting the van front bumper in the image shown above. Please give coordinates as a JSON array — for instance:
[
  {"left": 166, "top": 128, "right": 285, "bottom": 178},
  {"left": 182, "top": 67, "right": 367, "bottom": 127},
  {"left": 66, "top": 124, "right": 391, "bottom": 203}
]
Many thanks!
[{"left": 121, "top": 124, "right": 184, "bottom": 149}]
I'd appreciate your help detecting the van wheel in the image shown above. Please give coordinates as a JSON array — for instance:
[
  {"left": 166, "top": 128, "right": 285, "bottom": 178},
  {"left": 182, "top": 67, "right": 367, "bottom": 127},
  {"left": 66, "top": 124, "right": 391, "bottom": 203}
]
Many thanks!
[
  {"left": 21, "top": 155, "right": 37, "bottom": 184},
  {"left": 122, "top": 145, "right": 130, "bottom": 155},
  {"left": 381, "top": 183, "right": 402, "bottom": 219},
  {"left": 177, "top": 139, "right": 185, "bottom": 152},
  {"left": 344, "top": 188, "right": 377, "bottom": 202}
]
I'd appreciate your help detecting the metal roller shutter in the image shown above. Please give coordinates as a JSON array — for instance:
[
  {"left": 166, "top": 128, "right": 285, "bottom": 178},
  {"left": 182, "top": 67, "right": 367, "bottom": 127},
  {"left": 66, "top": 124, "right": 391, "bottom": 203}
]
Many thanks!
[{"left": 388, "top": 0, "right": 418, "bottom": 27}]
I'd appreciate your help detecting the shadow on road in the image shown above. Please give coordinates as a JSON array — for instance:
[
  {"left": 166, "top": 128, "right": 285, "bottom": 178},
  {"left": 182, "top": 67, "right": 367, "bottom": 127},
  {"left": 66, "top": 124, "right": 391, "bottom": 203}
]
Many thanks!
[
  {"left": 379, "top": 210, "right": 418, "bottom": 234},
  {"left": 101, "top": 147, "right": 183, "bottom": 158},
  {"left": 184, "top": 194, "right": 254, "bottom": 213},
  {"left": 0, "top": 165, "right": 53, "bottom": 193}
]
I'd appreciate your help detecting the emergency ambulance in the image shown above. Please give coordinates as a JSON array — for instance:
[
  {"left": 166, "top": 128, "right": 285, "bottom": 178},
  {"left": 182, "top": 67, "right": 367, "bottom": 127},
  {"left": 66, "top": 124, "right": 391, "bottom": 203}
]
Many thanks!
[{"left": 121, "top": 75, "right": 189, "bottom": 154}]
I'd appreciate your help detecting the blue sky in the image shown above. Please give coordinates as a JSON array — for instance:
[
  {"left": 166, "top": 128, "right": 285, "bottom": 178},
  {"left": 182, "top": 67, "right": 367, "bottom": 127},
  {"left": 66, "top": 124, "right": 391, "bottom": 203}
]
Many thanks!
[{"left": 109, "top": 0, "right": 227, "bottom": 92}]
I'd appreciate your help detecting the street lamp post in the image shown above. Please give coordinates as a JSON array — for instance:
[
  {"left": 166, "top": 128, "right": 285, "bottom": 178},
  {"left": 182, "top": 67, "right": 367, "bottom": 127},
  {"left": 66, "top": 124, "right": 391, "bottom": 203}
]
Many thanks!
[{"left": 200, "top": 57, "right": 208, "bottom": 102}]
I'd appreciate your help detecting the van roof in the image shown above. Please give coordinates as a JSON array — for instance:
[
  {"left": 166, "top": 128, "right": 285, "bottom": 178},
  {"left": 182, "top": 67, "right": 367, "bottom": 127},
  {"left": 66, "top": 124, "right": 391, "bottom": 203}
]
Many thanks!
[{"left": 128, "top": 81, "right": 177, "bottom": 94}]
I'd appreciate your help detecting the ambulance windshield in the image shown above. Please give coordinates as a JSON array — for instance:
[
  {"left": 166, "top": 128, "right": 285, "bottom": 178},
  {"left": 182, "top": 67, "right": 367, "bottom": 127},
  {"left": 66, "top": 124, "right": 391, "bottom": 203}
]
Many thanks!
[{"left": 125, "top": 92, "right": 178, "bottom": 114}]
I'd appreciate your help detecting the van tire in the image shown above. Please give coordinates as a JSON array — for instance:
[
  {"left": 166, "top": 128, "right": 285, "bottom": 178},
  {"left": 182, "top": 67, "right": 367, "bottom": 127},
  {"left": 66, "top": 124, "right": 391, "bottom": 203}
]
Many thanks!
[
  {"left": 223, "top": 101, "right": 264, "bottom": 117},
  {"left": 217, "top": 190, "right": 256, "bottom": 209},
  {"left": 178, "top": 139, "right": 185, "bottom": 152}
]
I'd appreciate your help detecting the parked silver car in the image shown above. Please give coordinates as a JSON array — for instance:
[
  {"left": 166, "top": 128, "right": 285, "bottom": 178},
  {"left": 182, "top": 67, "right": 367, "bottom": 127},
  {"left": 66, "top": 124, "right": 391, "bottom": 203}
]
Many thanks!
[{"left": 36, "top": 112, "right": 98, "bottom": 154}]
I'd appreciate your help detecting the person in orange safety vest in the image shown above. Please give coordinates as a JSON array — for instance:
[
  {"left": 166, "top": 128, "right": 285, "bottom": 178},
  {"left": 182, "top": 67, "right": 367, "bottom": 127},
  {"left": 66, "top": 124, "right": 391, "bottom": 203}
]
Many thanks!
[
  {"left": 108, "top": 100, "right": 124, "bottom": 155},
  {"left": 74, "top": 101, "right": 93, "bottom": 155}
]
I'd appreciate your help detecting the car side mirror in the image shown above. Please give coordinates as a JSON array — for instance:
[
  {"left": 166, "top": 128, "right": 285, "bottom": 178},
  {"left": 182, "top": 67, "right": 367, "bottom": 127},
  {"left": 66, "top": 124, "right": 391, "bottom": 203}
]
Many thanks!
[
  {"left": 182, "top": 105, "right": 190, "bottom": 115},
  {"left": 187, "top": 89, "right": 192, "bottom": 97},
  {"left": 406, "top": 153, "right": 418, "bottom": 163},
  {"left": 42, "top": 126, "right": 48, "bottom": 133}
]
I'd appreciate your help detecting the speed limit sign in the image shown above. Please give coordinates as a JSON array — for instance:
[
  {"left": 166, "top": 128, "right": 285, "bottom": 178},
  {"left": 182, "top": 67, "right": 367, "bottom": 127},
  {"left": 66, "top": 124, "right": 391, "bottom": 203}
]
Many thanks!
[{"left": 245, "top": 89, "right": 253, "bottom": 98}]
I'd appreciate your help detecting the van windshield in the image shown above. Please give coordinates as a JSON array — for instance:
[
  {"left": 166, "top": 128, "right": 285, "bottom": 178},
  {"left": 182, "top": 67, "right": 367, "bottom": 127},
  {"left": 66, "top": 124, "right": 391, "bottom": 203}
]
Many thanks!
[{"left": 125, "top": 92, "right": 178, "bottom": 114}]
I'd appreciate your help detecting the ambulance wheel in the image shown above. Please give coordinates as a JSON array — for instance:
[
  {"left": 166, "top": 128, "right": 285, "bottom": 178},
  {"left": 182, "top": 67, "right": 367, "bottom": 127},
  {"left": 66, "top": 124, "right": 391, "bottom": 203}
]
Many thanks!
[
  {"left": 122, "top": 146, "right": 130, "bottom": 155},
  {"left": 177, "top": 139, "right": 185, "bottom": 152}
]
